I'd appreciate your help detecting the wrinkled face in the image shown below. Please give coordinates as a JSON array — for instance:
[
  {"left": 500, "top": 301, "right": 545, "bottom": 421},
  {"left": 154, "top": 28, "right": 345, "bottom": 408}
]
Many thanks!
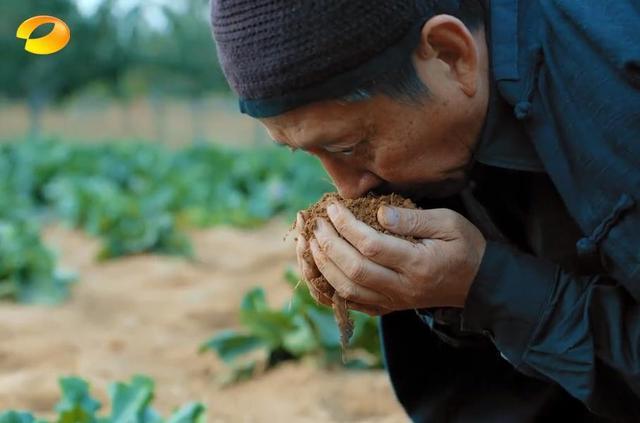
[{"left": 260, "top": 17, "right": 490, "bottom": 202}]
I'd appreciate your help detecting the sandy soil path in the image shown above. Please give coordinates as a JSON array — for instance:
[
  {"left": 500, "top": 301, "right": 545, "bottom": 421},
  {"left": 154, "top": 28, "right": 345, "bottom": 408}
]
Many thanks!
[{"left": 0, "top": 221, "right": 407, "bottom": 422}]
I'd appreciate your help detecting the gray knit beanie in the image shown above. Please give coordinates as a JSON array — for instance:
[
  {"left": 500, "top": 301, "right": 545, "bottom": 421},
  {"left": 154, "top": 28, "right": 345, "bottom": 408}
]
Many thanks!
[{"left": 210, "top": 1, "right": 461, "bottom": 117}]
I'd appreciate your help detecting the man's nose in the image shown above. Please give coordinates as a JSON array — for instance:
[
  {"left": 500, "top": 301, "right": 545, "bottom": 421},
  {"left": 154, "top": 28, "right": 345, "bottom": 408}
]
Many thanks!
[{"left": 316, "top": 154, "right": 381, "bottom": 199}]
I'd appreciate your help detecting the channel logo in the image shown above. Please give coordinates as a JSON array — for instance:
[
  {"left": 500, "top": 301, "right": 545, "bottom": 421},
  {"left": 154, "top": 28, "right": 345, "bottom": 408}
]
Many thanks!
[{"left": 16, "top": 15, "right": 71, "bottom": 55}]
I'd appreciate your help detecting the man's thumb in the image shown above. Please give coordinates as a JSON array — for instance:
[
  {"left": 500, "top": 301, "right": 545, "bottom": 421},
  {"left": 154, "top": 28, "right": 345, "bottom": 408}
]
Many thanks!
[{"left": 378, "top": 206, "right": 451, "bottom": 238}]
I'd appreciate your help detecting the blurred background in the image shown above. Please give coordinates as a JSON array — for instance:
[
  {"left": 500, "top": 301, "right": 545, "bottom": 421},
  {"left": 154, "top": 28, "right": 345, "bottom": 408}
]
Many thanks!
[
  {"left": 0, "top": 1, "right": 406, "bottom": 422},
  {"left": 1, "top": 0, "right": 267, "bottom": 147}
]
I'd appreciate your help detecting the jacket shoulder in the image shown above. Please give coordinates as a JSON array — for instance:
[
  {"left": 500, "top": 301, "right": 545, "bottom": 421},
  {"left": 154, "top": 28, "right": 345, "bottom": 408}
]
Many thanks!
[
  {"left": 518, "top": 0, "right": 640, "bottom": 298},
  {"left": 540, "top": 0, "right": 640, "bottom": 78}
]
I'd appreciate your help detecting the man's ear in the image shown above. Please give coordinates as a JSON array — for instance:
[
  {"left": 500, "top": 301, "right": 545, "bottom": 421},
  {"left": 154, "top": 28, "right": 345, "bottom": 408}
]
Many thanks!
[{"left": 415, "top": 15, "right": 479, "bottom": 97}]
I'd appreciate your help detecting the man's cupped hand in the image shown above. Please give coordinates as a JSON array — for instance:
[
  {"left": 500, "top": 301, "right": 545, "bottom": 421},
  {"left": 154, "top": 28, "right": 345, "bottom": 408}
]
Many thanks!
[{"left": 296, "top": 202, "right": 487, "bottom": 316}]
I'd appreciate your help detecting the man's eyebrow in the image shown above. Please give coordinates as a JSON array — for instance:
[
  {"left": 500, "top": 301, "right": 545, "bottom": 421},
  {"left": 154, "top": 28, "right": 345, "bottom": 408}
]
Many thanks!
[
  {"left": 298, "top": 132, "right": 353, "bottom": 149},
  {"left": 272, "top": 130, "right": 352, "bottom": 150}
]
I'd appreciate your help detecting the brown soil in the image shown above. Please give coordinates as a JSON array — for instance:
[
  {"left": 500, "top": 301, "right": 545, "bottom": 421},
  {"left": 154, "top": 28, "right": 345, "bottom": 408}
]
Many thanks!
[
  {"left": 299, "top": 193, "right": 418, "bottom": 248},
  {"left": 0, "top": 221, "right": 407, "bottom": 423},
  {"left": 297, "top": 193, "right": 418, "bottom": 347}
]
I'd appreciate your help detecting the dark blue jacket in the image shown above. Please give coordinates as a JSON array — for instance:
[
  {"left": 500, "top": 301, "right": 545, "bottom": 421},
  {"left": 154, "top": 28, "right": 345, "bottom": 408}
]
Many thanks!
[{"left": 380, "top": 1, "right": 640, "bottom": 421}]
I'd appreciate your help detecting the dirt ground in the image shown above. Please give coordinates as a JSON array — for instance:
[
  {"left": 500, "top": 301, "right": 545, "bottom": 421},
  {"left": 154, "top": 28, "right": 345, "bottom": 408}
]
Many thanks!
[{"left": 0, "top": 220, "right": 407, "bottom": 422}]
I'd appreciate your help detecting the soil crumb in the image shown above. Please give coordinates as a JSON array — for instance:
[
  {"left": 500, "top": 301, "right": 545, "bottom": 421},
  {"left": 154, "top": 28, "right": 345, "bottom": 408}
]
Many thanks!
[{"left": 297, "top": 193, "right": 419, "bottom": 348}]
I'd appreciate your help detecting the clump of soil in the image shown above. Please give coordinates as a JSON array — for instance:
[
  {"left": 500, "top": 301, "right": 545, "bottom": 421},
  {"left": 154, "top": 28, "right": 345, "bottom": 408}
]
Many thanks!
[{"left": 296, "top": 193, "right": 419, "bottom": 349}]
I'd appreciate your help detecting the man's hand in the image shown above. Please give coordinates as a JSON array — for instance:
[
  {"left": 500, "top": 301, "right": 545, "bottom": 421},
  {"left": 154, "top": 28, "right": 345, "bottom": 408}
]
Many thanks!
[
  {"left": 296, "top": 211, "right": 331, "bottom": 304},
  {"left": 295, "top": 211, "right": 392, "bottom": 316},
  {"left": 296, "top": 202, "right": 486, "bottom": 316}
]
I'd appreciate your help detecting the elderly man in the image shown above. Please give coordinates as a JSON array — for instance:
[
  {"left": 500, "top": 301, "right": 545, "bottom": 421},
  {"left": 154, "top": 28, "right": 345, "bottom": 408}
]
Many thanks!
[{"left": 210, "top": 0, "right": 640, "bottom": 421}]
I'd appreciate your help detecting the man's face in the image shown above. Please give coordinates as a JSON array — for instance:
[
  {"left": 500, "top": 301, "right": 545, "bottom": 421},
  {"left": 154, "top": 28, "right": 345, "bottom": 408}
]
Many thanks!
[{"left": 260, "top": 18, "right": 489, "bottom": 202}]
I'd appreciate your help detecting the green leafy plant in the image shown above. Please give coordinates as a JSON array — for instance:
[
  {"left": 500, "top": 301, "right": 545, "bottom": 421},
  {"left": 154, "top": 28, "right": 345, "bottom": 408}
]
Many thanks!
[
  {"left": 1, "top": 138, "right": 331, "bottom": 258},
  {"left": 200, "top": 270, "right": 382, "bottom": 384},
  {"left": 0, "top": 375, "right": 206, "bottom": 423},
  {"left": 0, "top": 138, "right": 331, "bottom": 302},
  {"left": 0, "top": 219, "right": 75, "bottom": 304}
]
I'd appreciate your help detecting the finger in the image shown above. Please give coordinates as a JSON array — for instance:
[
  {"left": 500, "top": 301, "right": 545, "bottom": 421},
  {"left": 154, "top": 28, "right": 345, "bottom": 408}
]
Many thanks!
[
  {"left": 378, "top": 206, "right": 463, "bottom": 240},
  {"left": 296, "top": 213, "right": 333, "bottom": 306},
  {"left": 325, "top": 202, "right": 420, "bottom": 269},
  {"left": 296, "top": 231, "right": 320, "bottom": 281},
  {"left": 296, "top": 212, "right": 305, "bottom": 234},
  {"left": 313, "top": 217, "right": 402, "bottom": 292},
  {"left": 310, "top": 238, "right": 390, "bottom": 306},
  {"left": 298, "top": 211, "right": 314, "bottom": 235},
  {"left": 296, "top": 212, "right": 304, "bottom": 235}
]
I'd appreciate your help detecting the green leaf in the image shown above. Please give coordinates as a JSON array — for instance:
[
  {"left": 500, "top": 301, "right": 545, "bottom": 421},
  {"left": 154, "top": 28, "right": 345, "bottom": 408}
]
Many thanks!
[
  {"left": 0, "top": 219, "right": 73, "bottom": 305},
  {"left": 166, "top": 403, "right": 206, "bottom": 423},
  {"left": 0, "top": 281, "right": 17, "bottom": 298},
  {"left": 199, "top": 330, "right": 265, "bottom": 363},
  {"left": 305, "top": 308, "right": 341, "bottom": 349},
  {"left": 240, "top": 288, "right": 267, "bottom": 313},
  {"left": 344, "top": 357, "right": 378, "bottom": 370},
  {"left": 0, "top": 374, "right": 200, "bottom": 422},
  {"left": 240, "top": 309, "right": 295, "bottom": 349},
  {"left": 108, "top": 375, "right": 157, "bottom": 423},
  {"left": 217, "top": 360, "right": 259, "bottom": 386},
  {"left": 57, "top": 408, "right": 94, "bottom": 423},
  {"left": 0, "top": 411, "right": 36, "bottom": 423},
  {"left": 284, "top": 270, "right": 316, "bottom": 308},
  {"left": 55, "top": 377, "right": 101, "bottom": 423},
  {"left": 282, "top": 314, "right": 317, "bottom": 355},
  {"left": 0, "top": 139, "right": 331, "bottom": 305},
  {"left": 283, "top": 268, "right": 300, "bottom": 288},
  {"left": 206, "top": 269, "right": 384, "bottom": 381}
]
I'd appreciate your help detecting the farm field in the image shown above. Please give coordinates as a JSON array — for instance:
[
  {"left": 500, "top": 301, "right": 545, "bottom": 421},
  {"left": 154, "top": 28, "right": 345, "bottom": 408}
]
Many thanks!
[
  {"left": 0, "top": 221, "right": 406, "bottom": 422},
  {"left": 3, "top": 2, "right": 410, "bottom": 421}
]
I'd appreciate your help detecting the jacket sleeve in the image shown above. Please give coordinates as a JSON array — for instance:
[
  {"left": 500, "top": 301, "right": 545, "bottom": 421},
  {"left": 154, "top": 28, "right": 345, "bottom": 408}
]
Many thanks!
[{"left": 461, "top": 240, "right": 640, "bottom": 421}]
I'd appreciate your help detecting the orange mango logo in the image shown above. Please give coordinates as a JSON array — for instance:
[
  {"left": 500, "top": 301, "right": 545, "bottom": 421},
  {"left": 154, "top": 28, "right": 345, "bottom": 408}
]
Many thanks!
[{"left": 16, "top": 15, "right": 71, "bottom": 55}]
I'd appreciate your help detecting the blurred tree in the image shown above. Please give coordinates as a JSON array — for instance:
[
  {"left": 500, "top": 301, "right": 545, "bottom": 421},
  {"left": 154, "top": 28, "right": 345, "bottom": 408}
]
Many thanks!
[
  {"left": 0, "top": 0, "right": 230, "bottom": 142},
  {"left": 0, "top": 0, "right": 135, "bottom": 139},
  {"left": 156, "top": 0, "right": 228, "bottom": 96},
  {"left": 137, "top": 0, "right": 229, "bottom": 143}
]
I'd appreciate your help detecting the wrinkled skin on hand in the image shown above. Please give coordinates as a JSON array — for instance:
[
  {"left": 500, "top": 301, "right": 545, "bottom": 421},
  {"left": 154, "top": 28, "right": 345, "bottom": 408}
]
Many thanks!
[{"left": 296, "top": 202, "right": 486, "bottom": 316}]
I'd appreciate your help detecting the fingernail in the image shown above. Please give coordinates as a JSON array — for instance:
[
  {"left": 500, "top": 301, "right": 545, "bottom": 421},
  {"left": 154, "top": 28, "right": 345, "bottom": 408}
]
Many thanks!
[
  {"left": 382, "top": 206, "right": 399, "bottom": 227},
  {"left": 327, "top": 203, "right": 338, "bottom": 220}
]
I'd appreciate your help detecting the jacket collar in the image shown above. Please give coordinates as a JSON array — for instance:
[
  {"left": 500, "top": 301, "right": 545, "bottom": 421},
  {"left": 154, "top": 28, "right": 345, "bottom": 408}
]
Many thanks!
[
  {"left": 472, "top": 0, "right": 545, "bottom": 173},
  {"left": 490, "top": 0, "right": 520, "bottom": 81}
]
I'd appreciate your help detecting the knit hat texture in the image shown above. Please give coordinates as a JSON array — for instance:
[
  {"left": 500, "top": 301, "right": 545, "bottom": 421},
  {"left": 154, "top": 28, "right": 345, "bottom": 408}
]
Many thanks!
[{"left": 210, "top": 1, "right": 456, "bottom": 117}]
